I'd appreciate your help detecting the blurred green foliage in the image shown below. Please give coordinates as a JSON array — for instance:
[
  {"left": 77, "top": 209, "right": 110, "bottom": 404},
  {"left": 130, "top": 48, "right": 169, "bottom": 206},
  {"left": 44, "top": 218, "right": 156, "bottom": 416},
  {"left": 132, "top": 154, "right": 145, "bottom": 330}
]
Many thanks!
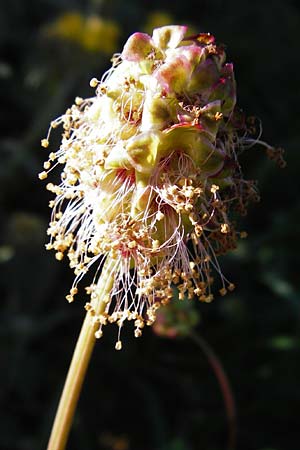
[{"left": 1, "top": 1, "right": 299, "bottom": 450}]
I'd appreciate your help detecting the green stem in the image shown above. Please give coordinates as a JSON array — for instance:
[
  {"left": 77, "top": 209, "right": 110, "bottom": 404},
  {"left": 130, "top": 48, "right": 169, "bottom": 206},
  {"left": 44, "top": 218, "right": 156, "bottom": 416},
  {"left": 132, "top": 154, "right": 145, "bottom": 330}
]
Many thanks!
[{"left": 47, "top": 257, "right": 116, "bottom": 450}]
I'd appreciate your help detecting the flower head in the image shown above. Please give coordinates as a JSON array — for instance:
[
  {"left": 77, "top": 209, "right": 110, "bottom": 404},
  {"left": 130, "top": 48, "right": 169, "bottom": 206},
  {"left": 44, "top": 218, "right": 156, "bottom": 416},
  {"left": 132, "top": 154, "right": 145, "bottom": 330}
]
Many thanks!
[
  {"left": 45, "top": 12, "right": 120, "bottom": 54},
  {"left": 40, "top": 26, "right": 266, "bottom": 346}
]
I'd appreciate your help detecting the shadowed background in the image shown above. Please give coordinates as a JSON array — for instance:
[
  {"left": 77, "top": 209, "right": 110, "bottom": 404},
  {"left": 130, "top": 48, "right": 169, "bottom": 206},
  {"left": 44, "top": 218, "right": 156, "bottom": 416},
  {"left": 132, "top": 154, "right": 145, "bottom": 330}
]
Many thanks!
[{"left": 1, "top": 1, "right": 299, "bottom": 450}]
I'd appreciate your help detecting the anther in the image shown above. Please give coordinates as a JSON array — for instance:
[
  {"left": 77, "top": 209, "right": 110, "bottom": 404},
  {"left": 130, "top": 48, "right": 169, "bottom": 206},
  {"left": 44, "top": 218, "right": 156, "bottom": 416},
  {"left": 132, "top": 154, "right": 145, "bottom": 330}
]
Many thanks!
[
  {"left": 55, "top": 251, "right": 64, "bottom": 260},
  {"left": 95, "top": 329, "right": 103, "bottom": 339},
  {"left": 128, "top": 240, "right": 137, "bottom": 249},
  {"left": 41, "top": 139, "right": 49, "bottom": 148},
  {"left": 89, "top": 78, "right": 99, "bottom": 88},
  {"left": 43, "top": 161, "right": 51, "bottom": 170},
  {"left": 134, "top": 328, "right": 142, "bottom": 338},
  {"left": 214, "top": 112, "right": 223, "bottom": 121},
  {"left": 221, "top": 223, "right": 230, "bottom": 234},
  {"left": 156, "top": 211, "right": 164, "bottom": 221},
  {"left": 75, "top": 97, "right": 83, "bottom": 105},
  {"left": 228, "top": 283, "right": 235, "bottom": 291},
  {"left": 211, "top": 184, "right": 219, "bottom": 194},
  {"left": 219, "top": 287, "right": 227, "bottom": 296},
  {"left": 115, "top": 340, "right": 122, "bottom": 350},
  {"left": 38, "top": 171, "right": 48, "bottom": 180}
]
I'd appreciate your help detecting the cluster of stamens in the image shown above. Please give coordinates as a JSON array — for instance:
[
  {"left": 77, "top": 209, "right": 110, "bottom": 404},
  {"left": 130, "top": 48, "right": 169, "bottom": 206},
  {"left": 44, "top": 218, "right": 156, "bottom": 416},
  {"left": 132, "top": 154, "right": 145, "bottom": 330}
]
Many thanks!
[{"left": 39, "top": 25, "right": 275, "bottom": 348}]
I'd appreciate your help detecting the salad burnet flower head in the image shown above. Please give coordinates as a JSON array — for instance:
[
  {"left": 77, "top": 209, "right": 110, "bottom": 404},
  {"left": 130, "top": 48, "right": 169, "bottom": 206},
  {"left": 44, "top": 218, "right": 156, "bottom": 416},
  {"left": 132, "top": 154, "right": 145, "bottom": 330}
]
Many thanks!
[{"left": 40, "top": 26, "right": 264, "bottom": 348}]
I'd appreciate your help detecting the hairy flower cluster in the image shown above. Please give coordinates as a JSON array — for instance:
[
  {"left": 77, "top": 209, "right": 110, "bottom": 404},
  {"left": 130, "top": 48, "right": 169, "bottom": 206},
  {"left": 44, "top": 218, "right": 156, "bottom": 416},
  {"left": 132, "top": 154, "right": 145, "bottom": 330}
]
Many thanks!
[{"left": 40, "top": 26, "right": 264, "bottom": 347}]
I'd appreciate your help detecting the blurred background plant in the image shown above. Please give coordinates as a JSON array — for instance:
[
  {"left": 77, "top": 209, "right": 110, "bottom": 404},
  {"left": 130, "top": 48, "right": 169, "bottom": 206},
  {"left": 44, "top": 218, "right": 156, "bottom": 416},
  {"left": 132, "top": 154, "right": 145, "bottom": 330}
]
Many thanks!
[{"left": 0, "top": 1, "right": 299, "bottom": 450}]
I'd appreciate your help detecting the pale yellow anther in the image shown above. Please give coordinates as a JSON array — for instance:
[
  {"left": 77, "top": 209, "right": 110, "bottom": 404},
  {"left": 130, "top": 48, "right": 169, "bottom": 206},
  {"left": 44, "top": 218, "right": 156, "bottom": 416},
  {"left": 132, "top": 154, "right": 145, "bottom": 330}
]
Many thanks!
[
  {"left": 184, "top": 189, "right": 194, "bottom": 199},
  {"left": 115, "top": 340, "right": 122, "bottom": 350},
  {"left": 195, "top": 224, "right": 203, "bottom": 237},
  {"left": 228, "top": 283, "right": 235, "bottom": 291},
  {"left": 50, "top": 120, "right": 58, "bottom": 128},
  {"left": 89, "top": 77, "right": 99, "bottom": 88},
  {"left": 95, "top": 329, "right": 103, "bottom": 339},
  {"left": 41, "top": 138, "right": 49, "bottom": 148},
  {"left": 184, "top": 203, "right": 193, "bottom": 212},
  {"left": 98, "top": 315, "right": 107, "bottom": 325},
  {"left": 152, "top": 240, "right": 160, "bottom": 250},
  {"left": 128, "top": 240, "right": 137, "bottom": 249},
  {"left": 194, "top": 287, "right": 202, "bottom": 296},
  {"left": 134, "top": 318, "right": 144, "bottom": 328},
  {"left": 75, "top": 97, "right": 83, "bottom": 105},
  {"left": 55, "top": 251, "right": 64, "bottom": 261},
  {"left": 211, "top": 184, "right": 219, "bottom": 194},
  {"left": 221, "top": 223, "right": 230, "bottom": 234},
  {"left": 43, "top": 161, "right": 51, "bottom": 170},
  {"left": 156, "top": 211, "right": 164, "bottom": 221},
  {"left": 49, "top": 152, "right": 56, "bottom": 161},
  {"left": 103, "top": 294, "right": 111, "bottom": 304},
  {"left": 134, "top": 328, "right": 142, "bottom": 338},
  {"left": 215, "top": 111, "right": 223, "bottom": 121},
  {"left": 38, "top": 171, "right": 48, "bottom": 180}
]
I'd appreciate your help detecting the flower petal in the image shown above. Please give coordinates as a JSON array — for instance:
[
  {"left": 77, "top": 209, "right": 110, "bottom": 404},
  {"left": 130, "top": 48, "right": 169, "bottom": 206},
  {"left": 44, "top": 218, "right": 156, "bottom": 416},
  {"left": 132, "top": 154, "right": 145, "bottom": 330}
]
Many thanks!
[
  {"left": 122, "top": 32, "right": 154, "bottom": 61},
  {"left": 126, "top": 132, "right": 161, "bottom": 174},
  {"left": 152, "top": 25, "right": 187, "bottom": 50}
]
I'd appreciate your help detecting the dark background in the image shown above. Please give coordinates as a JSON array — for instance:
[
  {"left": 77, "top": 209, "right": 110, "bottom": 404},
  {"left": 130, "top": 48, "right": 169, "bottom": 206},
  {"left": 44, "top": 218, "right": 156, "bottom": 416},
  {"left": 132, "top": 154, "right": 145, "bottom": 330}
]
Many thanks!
[{"left": 1, "top": 1, "right": 299, "bottom": 450}]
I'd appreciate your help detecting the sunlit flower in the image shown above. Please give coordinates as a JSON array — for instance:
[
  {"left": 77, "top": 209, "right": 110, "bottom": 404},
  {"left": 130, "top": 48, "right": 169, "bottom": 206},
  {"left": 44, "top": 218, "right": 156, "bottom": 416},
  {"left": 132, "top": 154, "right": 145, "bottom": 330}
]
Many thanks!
[
  {"left": 82, "top": 16, "right": 120, "bottom": 54},
  {"left": 45, "top": 12, "right": 83, "bottom": 42},
  {"left": 40, "top": 26, "right": 270, "bottom": 347},
  {"left": 45, "top": 11, "right": 120, "bottom": 54}
]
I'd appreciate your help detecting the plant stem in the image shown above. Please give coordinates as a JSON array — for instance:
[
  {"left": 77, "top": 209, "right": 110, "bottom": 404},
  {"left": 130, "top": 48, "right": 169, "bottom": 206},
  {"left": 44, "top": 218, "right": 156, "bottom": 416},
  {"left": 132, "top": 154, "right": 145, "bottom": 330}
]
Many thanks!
[
  {"left": 190, "top": 332, "right": 237, "bottom": 450},
  {"left": 47, "top": 257, "right": 116, "bottom": 450}
]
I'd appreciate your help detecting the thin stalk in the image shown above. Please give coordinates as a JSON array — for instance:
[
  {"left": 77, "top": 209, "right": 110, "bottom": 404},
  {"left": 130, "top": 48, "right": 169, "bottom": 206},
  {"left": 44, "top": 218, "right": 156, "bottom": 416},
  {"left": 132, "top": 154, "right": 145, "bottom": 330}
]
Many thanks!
[
  {"left": 190, "top": 332, "right": 237, "bottom": 450},
  {"left": 47, "top": 257, "right": 116, "bottom": 450}
]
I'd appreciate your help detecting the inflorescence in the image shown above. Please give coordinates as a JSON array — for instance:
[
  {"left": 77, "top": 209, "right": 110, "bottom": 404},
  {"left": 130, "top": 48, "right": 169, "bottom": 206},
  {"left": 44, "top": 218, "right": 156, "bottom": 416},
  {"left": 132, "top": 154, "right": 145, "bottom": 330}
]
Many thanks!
[{"left": 39, "top": 26, "right": 282, "bottom": 348}]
